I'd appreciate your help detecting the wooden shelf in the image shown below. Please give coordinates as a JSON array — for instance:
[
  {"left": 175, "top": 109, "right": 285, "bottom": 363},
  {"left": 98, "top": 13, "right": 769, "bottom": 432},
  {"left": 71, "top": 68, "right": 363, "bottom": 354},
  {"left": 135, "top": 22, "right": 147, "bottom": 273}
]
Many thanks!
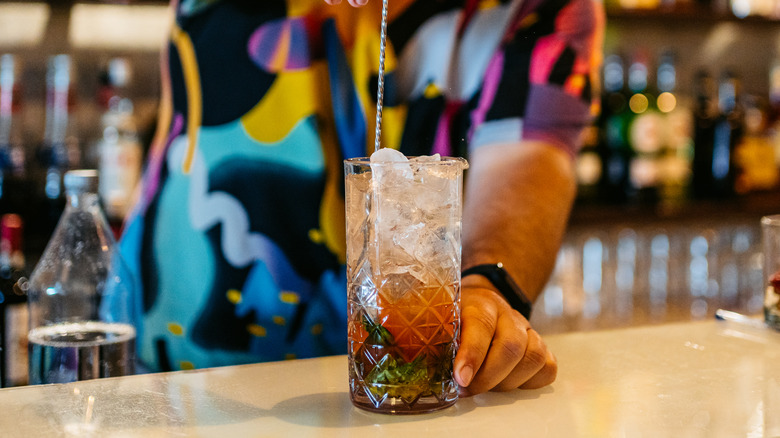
[
  {"left": 606, "top": 4, "right": 780, "bottom": 24},
  {"left": 569, "top": 190, "right": 780, "bottom": 228}
]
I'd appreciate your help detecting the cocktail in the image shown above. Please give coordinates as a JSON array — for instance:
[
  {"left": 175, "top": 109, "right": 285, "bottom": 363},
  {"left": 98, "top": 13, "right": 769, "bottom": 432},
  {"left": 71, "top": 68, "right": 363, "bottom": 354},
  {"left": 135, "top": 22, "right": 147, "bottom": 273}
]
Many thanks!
[{"left": 345, "top": 149, "right": 468, "bottom": 414}]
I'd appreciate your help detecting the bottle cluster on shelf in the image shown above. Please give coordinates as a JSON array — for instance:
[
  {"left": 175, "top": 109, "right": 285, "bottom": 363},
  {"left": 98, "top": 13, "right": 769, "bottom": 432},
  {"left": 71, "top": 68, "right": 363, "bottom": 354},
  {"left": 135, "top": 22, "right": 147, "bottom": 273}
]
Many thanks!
[
  {"left": 0, "top": 54, "right": 145, "bottom": 388},
  {"left": 0, "top": 53, "right": 144, "bottom": 246},
  {"left": 575, "top": 49, "right": 780, "bottom": 207}
]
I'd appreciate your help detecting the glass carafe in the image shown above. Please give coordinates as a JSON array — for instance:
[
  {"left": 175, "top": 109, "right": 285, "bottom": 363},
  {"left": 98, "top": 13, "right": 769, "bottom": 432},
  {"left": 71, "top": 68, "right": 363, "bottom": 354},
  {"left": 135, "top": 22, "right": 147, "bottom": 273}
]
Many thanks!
[{"left": 24, "top": 169, "right": 136, "bottom": 384}]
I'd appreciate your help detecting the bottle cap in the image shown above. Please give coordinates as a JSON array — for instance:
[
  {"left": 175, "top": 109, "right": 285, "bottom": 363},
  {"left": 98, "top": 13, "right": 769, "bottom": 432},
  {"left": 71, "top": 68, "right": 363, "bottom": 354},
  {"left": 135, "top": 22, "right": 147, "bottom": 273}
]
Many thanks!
[
  {"left": 0, "top": 54, "right": 15, "bottom": 90},
  {"left": 64, "top": 169, "right": 99, "bottom": 193},
  {"left": 108, "top": 58, "right": 131, "bottom": 88},
  {"left": 48, "top": 54, "right": 72, "bottom": 89}
]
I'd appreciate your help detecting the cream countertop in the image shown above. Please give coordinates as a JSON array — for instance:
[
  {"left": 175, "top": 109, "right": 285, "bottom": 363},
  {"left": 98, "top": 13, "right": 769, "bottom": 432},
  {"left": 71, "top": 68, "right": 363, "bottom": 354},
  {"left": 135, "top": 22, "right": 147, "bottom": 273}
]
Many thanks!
[{"left": 0, "top": 319, "right": 778, "bottom": 437}]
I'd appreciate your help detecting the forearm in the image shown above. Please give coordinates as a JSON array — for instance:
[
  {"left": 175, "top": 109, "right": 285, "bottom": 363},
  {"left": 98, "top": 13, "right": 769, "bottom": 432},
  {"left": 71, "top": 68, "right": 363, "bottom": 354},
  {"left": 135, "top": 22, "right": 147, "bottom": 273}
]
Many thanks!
[{"left": 462, "top": 140, "right": 576, "bottom": 302}]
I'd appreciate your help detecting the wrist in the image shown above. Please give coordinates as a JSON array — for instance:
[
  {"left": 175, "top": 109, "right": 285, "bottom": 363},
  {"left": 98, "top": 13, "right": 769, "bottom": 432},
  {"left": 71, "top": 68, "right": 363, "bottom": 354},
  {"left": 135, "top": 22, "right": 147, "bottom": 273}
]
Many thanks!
[
  {"left": 462, "top": 263, "right": 533, "bottom": 319},
  {"left": 461, "top": 271, "right": 495, "bottom": 289}
]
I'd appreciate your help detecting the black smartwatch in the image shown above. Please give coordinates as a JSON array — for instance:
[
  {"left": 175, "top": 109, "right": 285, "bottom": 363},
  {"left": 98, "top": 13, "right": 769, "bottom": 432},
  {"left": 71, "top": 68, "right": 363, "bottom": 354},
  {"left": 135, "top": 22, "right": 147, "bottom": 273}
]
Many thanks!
[{"left": 462, "top": 263, "right": 533, "bottom": 319}]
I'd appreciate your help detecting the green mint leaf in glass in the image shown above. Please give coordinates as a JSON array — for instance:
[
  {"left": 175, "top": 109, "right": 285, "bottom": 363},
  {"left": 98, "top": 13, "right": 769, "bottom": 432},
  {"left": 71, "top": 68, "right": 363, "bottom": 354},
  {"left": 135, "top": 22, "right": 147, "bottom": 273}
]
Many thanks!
[
  {"left": 367, "top": 353, "right": 430, "bottom": 401},
  {"left": 361, "top": 313, "right": 395, "bottom": 346}
]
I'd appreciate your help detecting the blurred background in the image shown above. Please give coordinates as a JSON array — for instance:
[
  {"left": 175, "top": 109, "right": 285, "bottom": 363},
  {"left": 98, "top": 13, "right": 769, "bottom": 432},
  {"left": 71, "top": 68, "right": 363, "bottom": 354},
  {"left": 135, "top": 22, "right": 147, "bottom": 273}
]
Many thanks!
[{"left": 1, "top": 0, "right": 779, "bottom": 335}]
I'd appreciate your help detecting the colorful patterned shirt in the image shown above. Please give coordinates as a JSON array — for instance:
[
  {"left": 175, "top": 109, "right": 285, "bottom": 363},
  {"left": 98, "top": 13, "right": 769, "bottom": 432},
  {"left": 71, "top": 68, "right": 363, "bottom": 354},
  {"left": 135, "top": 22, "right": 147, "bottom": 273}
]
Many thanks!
[{"left": 120, "top": 0, "right": 603, "bottom": 372}]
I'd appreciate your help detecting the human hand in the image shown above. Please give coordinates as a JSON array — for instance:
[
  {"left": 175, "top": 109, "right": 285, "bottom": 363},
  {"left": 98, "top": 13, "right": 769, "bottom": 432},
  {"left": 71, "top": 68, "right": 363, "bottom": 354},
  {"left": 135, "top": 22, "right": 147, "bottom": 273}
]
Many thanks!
[
  {"left": 323, "top": 0, "right": 369, "bottom": 6},
  {"left": 454, "top": 281, "right": 558, "bottom": 396}
]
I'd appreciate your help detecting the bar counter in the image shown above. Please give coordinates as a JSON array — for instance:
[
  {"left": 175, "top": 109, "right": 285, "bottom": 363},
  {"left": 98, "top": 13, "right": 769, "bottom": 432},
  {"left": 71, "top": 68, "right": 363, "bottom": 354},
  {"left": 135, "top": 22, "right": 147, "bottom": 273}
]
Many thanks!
[{"left": 1, "top": 320, "right": 778, "bottom": 437}]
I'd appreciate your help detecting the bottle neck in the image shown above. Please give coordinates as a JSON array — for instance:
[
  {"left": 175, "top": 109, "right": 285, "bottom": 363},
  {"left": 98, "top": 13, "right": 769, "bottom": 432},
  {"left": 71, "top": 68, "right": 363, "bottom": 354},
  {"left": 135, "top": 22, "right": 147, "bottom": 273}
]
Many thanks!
[
  {"left": 66, "top": 190, "right": 100, "bottom": 211},
  {"left": 718, "top": 79, "right": 737, "bottom": 115},
  {"left": 44, "top": 86, "right": 70, "bottom": 145},
  {"left": 628, "top": 61, "right": 648, "bottom": 94},
  {"left": 62, "top": 189, "right": 116, "bottom": 246},
  {"left": 0, "top": 81, "right": 17, "bottom": 148},
  {"left": 657, "top": 62, "right": 676, "bottom": 94},
  {"left": 44, "top": 58, "right": 72, "bottom": 146}
]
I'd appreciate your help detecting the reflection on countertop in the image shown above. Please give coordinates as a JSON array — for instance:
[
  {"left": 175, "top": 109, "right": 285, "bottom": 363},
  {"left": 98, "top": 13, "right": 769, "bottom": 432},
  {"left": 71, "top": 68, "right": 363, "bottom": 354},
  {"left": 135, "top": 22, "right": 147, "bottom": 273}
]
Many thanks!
[
  {"left": 0, "top": 320, "right": 778, "bottom": 437},
  {"left": 533, "top": 203, "right": 768, "bottom": 335}
]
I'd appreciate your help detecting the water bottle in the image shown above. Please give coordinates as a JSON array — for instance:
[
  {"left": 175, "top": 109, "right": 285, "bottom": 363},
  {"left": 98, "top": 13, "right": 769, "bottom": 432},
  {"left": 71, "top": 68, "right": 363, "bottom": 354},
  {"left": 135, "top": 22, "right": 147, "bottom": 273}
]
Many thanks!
[{"left": 22, "top": 169, "right": 136, "bottom": 384}]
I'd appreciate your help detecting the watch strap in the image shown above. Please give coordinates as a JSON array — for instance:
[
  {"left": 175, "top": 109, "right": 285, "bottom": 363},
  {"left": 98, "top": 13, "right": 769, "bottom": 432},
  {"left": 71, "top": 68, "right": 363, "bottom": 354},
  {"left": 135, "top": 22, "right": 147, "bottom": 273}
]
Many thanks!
[{"left": 462, "top": 263, "right": 533, "bottom": 319}]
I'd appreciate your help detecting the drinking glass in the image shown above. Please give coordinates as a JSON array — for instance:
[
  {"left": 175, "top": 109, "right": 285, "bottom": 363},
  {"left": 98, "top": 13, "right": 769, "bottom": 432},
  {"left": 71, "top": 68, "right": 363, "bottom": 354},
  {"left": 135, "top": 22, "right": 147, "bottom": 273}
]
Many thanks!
[
  {"left": 762, "top": 215, "right": 780, "bottom": 329},
  {"left": 344, "top": 156, "right": 467, "bottom": 414}
]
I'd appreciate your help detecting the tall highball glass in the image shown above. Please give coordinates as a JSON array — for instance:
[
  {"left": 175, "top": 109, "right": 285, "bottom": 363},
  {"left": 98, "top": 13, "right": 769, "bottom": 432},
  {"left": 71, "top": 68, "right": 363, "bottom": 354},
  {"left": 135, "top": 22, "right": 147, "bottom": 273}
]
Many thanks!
[{"left": 344, "top": 155, "right": 468, "bottom": 414}]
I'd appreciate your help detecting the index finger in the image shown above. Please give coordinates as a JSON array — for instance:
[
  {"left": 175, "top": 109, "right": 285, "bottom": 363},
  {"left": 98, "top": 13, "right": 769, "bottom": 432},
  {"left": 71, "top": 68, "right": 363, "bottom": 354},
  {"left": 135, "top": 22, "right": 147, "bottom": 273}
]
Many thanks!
[{"left": 454, "top": 297, "right": 498, "bottom": 388}]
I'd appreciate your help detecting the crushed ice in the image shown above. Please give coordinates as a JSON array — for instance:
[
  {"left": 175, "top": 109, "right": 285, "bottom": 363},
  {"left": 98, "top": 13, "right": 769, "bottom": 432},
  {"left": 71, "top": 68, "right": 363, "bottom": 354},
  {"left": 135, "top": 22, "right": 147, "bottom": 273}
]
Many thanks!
[{"left": 367, "top": 149, "right": 461, "bottom": 284}]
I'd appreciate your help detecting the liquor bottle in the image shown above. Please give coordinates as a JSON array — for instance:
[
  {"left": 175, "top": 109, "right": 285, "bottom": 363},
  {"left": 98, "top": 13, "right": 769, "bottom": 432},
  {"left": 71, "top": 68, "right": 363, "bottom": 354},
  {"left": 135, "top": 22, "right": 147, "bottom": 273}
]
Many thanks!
[
  {"left": 33, "top": 55, "right": 81, "bottom": 240},
  {"left": 691, "top": 69, "right": 718, "bottom": 199},
  {"left": 656, "top": 51, "right": 693, "bottom": 203},
  {"left": 692, "top": 70, "right": 745, "bottom": 198},
  {"left": 0, "top": 54, "right": 29, "bottom": 217},
  {"left": 626, "top": 52, "right": 663, "bottom": 204},
  {"left": 600, "top": 53, "right": 632, "bottom": 204},
  {"left": 25, "top": 170, "right": 136, "bottom": 384},
  {"left": 732, "top": 95, "right": 777, "bottom": 194},
  {"left": 0, "top": 214, "right": 28, "bottom": 387},
  {"left": 710, "top": 71, "right": 744, "bottom": 197},
  {"left": 95, "top": 58, "right": 143, "bottom": 235}
]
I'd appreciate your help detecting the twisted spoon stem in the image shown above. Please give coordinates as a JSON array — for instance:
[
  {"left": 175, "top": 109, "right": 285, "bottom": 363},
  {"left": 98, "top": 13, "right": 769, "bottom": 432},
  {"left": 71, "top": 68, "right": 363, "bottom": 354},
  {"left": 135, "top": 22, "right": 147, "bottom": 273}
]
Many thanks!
[{"left": 374, "top": 0, "right": 389, "bottom": 153}]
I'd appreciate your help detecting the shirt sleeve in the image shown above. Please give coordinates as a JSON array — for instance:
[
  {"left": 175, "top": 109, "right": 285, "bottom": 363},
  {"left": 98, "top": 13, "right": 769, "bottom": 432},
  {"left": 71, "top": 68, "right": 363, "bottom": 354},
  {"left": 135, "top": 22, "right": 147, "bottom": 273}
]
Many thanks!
[
  {"left": 469, "top": 0, "right": 604, "bottom": 158},
  {"left": 524, "top": 0, "right": 604, "bottom": 157}
]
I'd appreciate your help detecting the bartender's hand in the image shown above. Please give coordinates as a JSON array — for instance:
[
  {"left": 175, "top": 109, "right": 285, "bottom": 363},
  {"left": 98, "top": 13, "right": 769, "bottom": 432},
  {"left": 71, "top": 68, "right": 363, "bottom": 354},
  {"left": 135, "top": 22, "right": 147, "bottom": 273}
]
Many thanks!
[
  {"left": 323, "top": 0, "right": 368, "bottom": 6},
  {"left": 455, "top": 279, "right": 558, "bottom": 395}
]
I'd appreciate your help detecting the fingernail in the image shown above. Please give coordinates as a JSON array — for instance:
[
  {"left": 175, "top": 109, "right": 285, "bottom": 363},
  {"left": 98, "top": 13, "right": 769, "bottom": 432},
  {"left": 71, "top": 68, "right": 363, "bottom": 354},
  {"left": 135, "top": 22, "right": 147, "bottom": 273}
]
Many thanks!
[
  {"left": 353, "top": 0, "right": 368, "bottom": 5},
  {"left": 457, "top": 364, "right": 474, "bottom": 387}
]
